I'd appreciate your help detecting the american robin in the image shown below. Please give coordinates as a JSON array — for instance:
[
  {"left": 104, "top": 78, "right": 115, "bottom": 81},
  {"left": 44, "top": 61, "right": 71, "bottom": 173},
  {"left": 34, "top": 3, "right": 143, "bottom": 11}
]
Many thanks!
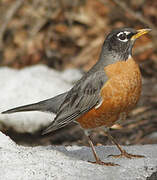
[{"left": 2, "top": 28, "right": 151, "bottom": 166}]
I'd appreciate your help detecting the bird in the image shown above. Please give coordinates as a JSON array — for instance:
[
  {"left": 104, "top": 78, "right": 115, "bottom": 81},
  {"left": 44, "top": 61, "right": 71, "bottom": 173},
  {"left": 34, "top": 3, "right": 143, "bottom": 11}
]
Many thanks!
[{"left": 2, "top": 27, "right": 151, "bottom": 166}]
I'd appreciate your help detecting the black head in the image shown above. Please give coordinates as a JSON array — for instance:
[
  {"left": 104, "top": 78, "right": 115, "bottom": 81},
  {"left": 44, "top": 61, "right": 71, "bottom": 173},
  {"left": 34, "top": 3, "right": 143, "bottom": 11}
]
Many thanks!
[{"left": 101, "top": 28, "right": 151, "bottom": 61}]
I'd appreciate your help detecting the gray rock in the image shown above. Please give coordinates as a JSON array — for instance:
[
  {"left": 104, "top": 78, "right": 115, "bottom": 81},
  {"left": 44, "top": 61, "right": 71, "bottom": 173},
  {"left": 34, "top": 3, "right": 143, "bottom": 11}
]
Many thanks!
[{"left": 0, "top": 132, "right": 157, "bottom": 180}]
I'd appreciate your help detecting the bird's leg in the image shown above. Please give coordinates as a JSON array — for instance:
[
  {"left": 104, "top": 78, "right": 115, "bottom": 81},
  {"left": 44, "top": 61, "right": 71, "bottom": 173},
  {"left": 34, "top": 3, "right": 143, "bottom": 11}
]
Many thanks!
[
  {"left": 84, "top": 131, "right": 118, "bottom": 166},
  {"left": 106, "top": 131, "right": 145, "bottom": 158}
]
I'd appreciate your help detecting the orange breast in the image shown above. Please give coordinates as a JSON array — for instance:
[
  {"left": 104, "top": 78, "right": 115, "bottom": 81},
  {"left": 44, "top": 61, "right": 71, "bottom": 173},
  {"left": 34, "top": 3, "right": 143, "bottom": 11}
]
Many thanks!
[{"left": 77, "top": 58, "right": 142, "bottom": 129}]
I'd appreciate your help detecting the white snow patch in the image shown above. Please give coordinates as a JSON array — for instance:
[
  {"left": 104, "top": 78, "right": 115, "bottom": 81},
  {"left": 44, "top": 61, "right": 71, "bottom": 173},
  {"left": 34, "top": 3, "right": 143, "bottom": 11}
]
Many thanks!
[{"left": 0, "top": 65, "right": 82, "bottom": 133}]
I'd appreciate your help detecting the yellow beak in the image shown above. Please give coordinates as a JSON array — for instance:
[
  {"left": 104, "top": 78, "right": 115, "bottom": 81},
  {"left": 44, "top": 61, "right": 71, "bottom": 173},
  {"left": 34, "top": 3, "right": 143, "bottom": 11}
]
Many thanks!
[{"left": 131, "top": 28, "right": 151, "bottom": 40}]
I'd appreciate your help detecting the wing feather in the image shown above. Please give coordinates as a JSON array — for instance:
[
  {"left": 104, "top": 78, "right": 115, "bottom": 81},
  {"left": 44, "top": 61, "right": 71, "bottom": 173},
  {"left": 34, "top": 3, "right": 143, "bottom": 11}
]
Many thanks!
[{"left": 42, "top": 71, "right": 108, "bottom": 134}]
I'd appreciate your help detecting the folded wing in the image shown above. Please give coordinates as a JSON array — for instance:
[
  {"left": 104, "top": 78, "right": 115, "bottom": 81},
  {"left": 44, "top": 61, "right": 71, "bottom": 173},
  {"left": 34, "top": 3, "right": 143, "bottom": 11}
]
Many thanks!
[{"left": 42, "top": 71, "right": 108, "bottom": 134}]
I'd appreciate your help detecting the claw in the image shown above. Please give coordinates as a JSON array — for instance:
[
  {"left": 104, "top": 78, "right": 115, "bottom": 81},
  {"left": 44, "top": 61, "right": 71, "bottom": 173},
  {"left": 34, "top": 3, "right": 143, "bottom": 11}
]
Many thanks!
[
  {"left": 89, "top": 160, "right": 119, "bottom": 166},
  {"left": 108, "top": 150, "right": 145, "bottom": 159}
]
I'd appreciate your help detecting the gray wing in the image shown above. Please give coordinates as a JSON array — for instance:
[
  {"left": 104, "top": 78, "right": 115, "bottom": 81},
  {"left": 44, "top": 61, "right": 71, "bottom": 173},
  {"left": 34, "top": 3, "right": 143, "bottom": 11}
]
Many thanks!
[{"left": 42, "top": 71, "right": 108, "bottom": 134}]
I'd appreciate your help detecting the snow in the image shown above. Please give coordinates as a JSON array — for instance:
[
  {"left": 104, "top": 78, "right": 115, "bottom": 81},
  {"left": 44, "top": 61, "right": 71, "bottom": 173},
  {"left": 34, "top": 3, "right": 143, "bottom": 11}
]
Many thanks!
[{"left": 0, "top": 65, "right": 82, "bottom": 133}]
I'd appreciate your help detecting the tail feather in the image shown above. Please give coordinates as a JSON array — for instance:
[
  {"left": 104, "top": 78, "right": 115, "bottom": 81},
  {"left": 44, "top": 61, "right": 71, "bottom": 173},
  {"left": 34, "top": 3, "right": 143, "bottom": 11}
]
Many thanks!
[
  {"left": 1, "top": 92, "right": 67, "bottom": 114},
  {"left": 2, "top": 102, "right": 44, "bottom": 114}
]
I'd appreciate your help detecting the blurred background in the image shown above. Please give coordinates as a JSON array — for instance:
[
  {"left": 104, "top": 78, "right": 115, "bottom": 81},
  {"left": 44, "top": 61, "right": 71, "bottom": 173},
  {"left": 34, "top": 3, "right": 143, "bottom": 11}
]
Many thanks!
[{"left": 0, "top": 0, "right": 157, "bottom": 147}]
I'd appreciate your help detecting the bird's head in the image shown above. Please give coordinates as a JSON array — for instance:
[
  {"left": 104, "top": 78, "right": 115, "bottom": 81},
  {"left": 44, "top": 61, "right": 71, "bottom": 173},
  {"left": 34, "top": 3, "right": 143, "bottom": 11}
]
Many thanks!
[{"left": 101, "top": 28, "right": 151, "bottom": 61}]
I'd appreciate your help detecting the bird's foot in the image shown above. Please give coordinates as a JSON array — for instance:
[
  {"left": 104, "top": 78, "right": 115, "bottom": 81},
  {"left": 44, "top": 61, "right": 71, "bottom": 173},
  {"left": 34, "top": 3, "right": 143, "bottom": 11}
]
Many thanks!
[
  {"left": 108, "top": 150, "right": 145, "bottom": 159},
  {"left": 88, "top": 159, "right": 119, "bottom": 166}
]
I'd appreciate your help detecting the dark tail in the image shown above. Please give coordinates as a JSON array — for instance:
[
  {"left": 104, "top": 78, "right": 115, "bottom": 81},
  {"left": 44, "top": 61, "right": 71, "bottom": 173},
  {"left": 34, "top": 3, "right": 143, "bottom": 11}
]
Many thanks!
[{"left": 1, "top": 92, "right": 67, "bottom": 114}]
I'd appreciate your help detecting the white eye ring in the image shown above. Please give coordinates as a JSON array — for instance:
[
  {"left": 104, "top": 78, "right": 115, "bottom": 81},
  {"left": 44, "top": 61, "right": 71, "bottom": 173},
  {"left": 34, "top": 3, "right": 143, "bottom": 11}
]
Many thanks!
[{"left": 117, "top": 32, "right": 128, "bottom": 42}]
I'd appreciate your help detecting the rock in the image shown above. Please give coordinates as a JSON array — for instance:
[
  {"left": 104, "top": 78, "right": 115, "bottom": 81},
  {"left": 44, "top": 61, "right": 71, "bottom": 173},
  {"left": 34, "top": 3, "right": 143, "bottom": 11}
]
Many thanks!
[
  {"left": 0, "top": 132, "right": 157, "bottom": 180},
  {"left": 0, "top": 65, "right": 82, "bottom": 133}
]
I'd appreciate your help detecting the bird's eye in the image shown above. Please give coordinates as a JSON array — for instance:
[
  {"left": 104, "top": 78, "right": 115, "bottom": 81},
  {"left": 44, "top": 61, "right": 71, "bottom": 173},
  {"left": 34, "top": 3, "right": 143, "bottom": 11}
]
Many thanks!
[
  {"left": 119, "top": 33, "right": 126, "bottom": 40},
  {"left": 117, "top": 32, "right": 128, "bottom": 42}
]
